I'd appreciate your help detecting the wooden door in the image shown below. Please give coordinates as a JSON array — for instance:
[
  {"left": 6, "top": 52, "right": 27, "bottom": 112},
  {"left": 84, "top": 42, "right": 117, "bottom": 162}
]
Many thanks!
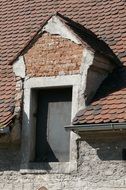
[{"left": 35, "top": 88, "right": 72, "bottom": 162}]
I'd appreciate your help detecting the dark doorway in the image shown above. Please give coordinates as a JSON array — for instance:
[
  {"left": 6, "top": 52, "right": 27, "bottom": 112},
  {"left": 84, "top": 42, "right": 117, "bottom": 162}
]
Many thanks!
[{"left": 35, "top": 87, "right": 72, "bottom": 162}]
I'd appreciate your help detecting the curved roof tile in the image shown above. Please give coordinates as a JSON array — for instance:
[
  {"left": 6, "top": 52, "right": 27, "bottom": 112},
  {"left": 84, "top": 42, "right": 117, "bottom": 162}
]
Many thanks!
[{"left": 0, "top": 0, "right": 126, "bottom": 127}]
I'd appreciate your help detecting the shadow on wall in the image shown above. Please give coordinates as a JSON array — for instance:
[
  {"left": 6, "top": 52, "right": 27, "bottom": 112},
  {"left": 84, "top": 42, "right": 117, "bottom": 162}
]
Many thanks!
[
  {"left": 78, "top": 134, "right": 126, "bottom": 161},
  {"left": 90, "top": 67, "right": 126, "bottom": 104},
  {"left": 0, "top": 143, "right": 21, "bottom": 171},
  {"left": 21, "top": 110, "right": 53, "bottom": 171},
  {"left": 0, "top": 110, "right": 27, "bottom": 172},
  {"left": 0, "top": 110, "right": 52, "bottom": 172}
]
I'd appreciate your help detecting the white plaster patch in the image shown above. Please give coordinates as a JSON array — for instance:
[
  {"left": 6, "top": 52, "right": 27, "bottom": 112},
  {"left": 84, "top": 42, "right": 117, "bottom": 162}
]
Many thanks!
[
  {"left": 13, "top": 56, "right": 25, "bottom": 78},
  {"left": 42, "top": 16, "right": 81, "bottom": 44},
  {"left": 24, "top": 74, "right": 81, "bottom": 120},
  {"left": 79, "top": 48, "right": 94, "bottom": 109}
]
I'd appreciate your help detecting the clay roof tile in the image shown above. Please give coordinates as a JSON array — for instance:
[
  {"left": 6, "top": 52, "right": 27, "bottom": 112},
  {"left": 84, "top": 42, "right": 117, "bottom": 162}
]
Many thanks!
[
  {"left": 73, "top": 67, "right": 126, "bottom": 125},
  {"left": 0, "top": 0, "right": 126, "bottom": 127}
]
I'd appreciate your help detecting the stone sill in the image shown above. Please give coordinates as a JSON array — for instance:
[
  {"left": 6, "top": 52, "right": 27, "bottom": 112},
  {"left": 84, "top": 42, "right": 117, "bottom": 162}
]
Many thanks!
[{"left": 20, "top": 161, "right": 77, "bottom": 174}]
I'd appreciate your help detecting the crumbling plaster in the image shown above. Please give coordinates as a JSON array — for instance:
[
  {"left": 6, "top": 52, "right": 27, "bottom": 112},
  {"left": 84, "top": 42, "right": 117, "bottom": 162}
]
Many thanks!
[
  {"left": 13, "top": 56, "right": 26, "bottom": 116},
  {"left": 78, "top": 48, "right": 94, "bottom": 109},
  {"left": 0, "top": 15, "right": 122, "bottom": 190},
  {"left": 42, "top": 16, "right": 81, "bottom": 45},
  {"left": 85, "top": 54, "right": 115, "bottom": 105},
  {"left": 0, "top": 133, "right": 126, "bottom": 190},
  {"left": 11, "top": 56, "right": 26, "bottom": 143},
  {"left": 13, "top": 17, "right": 116, "bottom": 169},
  {"left": 13, "top": 56, "right": 25, "bottom": 79}
]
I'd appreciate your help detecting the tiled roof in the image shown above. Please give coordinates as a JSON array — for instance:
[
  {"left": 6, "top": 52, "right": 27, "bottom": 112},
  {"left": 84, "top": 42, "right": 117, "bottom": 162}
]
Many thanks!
[
  {"left": 73, "top": 67, "right": 126, "bottom": 125},
  {"left": 59, "top": 14, "right": 121, "bottom": 65},
  {"left": 0, "top": 0, "right": 126, "bottom": 127}
]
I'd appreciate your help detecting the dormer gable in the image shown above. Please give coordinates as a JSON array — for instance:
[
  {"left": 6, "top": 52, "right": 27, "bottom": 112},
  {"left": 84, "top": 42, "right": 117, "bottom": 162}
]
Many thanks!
[{"left": 14, "top": 13, "right": 120, "bottom": 110}]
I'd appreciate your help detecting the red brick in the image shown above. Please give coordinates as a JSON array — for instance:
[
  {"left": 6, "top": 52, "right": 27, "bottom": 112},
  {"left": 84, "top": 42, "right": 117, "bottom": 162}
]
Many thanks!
[{"left": 25, "top": 33, "right": 83, "bottom": 77}]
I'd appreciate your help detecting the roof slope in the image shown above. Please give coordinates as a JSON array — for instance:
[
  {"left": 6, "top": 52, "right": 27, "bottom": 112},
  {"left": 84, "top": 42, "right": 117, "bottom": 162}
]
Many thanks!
[
  {"left": 0, "top": 0, "right": 125, "bottom": 65},
  {"left": 73, "top": 67, "right": 126, "bottom": 125},
  {"left": 0, "top": 0, "right": 126, "bottom": 127}
]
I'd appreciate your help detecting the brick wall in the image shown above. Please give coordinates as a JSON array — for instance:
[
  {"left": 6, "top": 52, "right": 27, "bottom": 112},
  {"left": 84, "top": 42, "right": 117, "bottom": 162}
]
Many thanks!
[{"left": 24, "top": 33, "right": 83, "bottom": 77}]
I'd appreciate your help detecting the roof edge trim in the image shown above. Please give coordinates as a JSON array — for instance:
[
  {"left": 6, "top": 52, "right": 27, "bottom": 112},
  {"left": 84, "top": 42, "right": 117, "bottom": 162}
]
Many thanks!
[{"left": 65, "top": 123, "right": 126, "bottom": 132}]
